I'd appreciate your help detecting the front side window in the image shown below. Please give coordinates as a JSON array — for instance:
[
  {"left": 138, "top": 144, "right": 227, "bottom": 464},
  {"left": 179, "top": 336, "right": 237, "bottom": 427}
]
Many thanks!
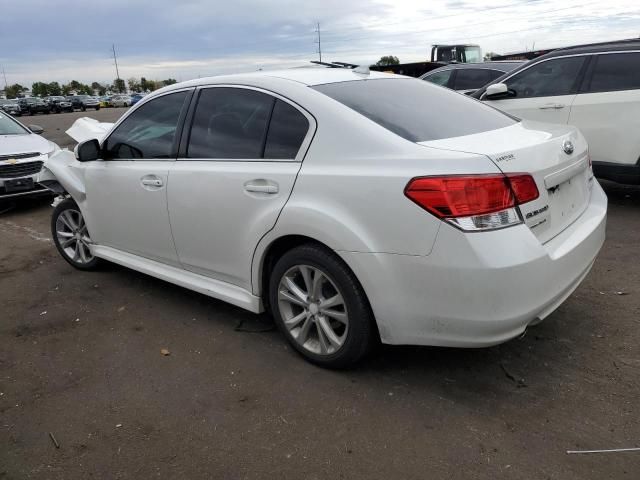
[
  {"left": 314, "top": 78, "right": 515, "bottom": 143},
  {"left": 103, "top": 91, "right": 188, "bottom": 159},
  {"left": 423, "top": 70, "right": 453, "bottom": 87},
  {"left": 187, "top": 88, "right": 273, "bottom": 159},
  {"left": 505, "top": 56, "right": 586, "bottom": 98},
  {"left": 586, "top": 52, "right": 640, "bottom": 93}
]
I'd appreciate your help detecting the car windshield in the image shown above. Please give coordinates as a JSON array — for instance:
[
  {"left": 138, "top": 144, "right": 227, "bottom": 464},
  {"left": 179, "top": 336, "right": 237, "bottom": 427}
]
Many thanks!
[
  {"left": 462, "top": 46, "right": 482, "bottom": 63},
  {"left": 313, "top": 78, "right": 515, "bottom": 142},
  {"left": 0, "top": 113, "right": 29, "bottom": 135}
]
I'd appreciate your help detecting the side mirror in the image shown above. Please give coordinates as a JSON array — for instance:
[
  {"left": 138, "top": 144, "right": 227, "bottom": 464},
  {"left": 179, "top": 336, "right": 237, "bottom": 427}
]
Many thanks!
[
  {"left": 74, "top": 138, "right": 101, "bottom": 162},
  {"left": 29, "top": 124, "right": 44, "bottom": 134},
  {"left": 485, "top": 83, "right": 510, "bottom": 100}
]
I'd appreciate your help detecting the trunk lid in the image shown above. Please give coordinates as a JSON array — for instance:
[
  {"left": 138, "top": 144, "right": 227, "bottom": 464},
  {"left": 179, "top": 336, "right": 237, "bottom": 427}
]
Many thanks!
[{"left": 420, "top": 121, "right": 593, "bottom": 243}]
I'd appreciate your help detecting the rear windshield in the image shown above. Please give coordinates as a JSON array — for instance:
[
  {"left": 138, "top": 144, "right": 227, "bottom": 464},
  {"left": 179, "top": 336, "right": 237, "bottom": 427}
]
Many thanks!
[{"left": 313, "top": 78, "right": 515, "bottom": 142}]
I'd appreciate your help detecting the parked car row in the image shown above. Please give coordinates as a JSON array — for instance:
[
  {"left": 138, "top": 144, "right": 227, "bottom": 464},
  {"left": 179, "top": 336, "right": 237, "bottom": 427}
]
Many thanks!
[
  {"left": 422, "top": 40, "right": 640, "bottom": 185},
  {"left": 0, "top": 95, "right": 101, "bottom": 116}
]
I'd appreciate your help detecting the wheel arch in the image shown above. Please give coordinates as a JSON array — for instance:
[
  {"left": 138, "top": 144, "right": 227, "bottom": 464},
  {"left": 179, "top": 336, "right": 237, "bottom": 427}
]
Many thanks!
[{"left": 256, "top": 233, "right": 382, "bottom": 345}]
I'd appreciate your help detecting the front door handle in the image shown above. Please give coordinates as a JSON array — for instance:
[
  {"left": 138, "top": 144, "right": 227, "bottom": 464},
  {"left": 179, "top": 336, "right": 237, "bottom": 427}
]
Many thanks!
[
  {"left": 244, "top": 180, "right": 278, "bottom": 194},
  {"left": 140, "top": 175, "right": 163, "bottom": 188},
  {"left": 539, "top": 103, "right": 565, "bottom": 110}
]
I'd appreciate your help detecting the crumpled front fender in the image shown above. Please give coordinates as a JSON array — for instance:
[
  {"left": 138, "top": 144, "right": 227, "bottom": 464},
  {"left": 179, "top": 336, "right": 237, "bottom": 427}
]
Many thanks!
[
  {"left": 37, "top": 149, "right": 87, "bottom": 202},
  {"left": 36, "top": 116, "right": 113, "bottom": 203}
]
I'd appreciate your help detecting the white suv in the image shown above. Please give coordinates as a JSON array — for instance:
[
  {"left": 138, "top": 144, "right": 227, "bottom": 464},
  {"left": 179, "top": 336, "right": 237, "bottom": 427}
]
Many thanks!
[
  {"left": 475, "top": 40, "right": 640, "bottom": 185},
  {"left": 41, "top": 68, "right": 606, "bottom": 367}
]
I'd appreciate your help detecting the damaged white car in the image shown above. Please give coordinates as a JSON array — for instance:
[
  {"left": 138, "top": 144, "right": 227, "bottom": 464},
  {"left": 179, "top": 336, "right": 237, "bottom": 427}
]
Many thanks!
[{"left": 39, "top": 69, "right": 607, "bottom": 367}]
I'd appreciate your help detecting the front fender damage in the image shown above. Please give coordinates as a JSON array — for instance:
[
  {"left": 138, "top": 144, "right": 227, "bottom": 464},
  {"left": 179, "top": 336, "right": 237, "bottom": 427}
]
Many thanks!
[
  {"left": 37, "top": 149, "right": 87, "bottom": 202},
  {"left": 36, "top": 116, "right": 112, "bottom": 203}
]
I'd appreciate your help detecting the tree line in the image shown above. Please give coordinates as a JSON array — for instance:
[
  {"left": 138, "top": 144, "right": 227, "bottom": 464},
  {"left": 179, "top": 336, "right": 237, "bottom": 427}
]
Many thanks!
[{"left": 3, "top": 77, "right": 178, "bottom": 99}]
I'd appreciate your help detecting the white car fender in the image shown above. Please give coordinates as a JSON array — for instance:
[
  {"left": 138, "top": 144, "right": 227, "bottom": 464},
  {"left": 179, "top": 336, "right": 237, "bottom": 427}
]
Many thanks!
[
  {"left": 37, "top": 117, "right": 112, "bottom": 204},
  {"left": 37, "top": 149, "right": 87, "bottom": 203}
]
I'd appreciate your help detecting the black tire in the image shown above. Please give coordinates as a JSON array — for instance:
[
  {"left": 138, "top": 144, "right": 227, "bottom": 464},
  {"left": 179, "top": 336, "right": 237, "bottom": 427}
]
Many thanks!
[
  {"left": 95, "top": 106, "right": 100, "bottom": 110},
  {"left": 51, "top": 198, "right": 101, "bottom": 271},
  {"left": 269, "top": 243, "right": 377, "bottom": 368},
  {"left": 81, "top": 106, "right": 86, "bottom": 112}
]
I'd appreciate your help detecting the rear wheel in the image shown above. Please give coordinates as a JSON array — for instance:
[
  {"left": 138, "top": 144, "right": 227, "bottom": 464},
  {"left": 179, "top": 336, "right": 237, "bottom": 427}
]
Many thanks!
[
  {"left": 81, "top": 106, "right": 86, "bottom": 112},
  {"left": 51, "top": 198, "right": 101, "bottom": 270},
  {"left": 269, "top": 244, "right": 376, "bottom": 368}
]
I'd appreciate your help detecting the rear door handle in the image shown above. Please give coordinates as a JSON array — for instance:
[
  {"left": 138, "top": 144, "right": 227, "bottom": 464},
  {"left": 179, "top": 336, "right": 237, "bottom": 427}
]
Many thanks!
[
  {"left": 539, "top": 103, "right": 565, "bottom": 110},
  {"left": 140, "top": 175, "right": 163, "bottom": 188},
  {"left": 244, "top": 180, "right": 279, "bottom": 194}
]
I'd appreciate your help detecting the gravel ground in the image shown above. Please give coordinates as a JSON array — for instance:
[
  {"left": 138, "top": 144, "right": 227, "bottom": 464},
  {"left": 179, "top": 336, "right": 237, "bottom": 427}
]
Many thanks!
[{"left": 1, "top": 109, "right": 639, "bottom": 479}]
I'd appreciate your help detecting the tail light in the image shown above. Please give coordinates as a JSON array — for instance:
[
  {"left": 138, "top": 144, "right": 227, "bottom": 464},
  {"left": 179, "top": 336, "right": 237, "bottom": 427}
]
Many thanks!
[{"left": 405, "top": 173, "right": 539, "bottom": 231}]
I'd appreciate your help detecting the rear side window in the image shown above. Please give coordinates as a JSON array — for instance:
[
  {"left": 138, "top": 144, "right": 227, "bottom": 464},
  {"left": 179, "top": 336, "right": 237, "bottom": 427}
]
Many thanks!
[
  {"left": 505, "top": 56, "right": 585, "bottom": 98},
  {"left": 423, "top": 69, "right": 453, "bottom": 87},
  {"left": 104, "top": 91, "right": 188, "bottom": 159},
  {"left": 313, "top": 78, "right": 515, "bottom": 142},
  {"left": 264, "top": 100, "right": 309, "bottom": 159},
  {"left": 454, "top": 69, "right": 504, "bottom": 90},
  {"left": 188, "top": 88, "right": 272, "bottom": 159},
  {"left": 586, "top": 53, "right": 640, "bottom": 93}
]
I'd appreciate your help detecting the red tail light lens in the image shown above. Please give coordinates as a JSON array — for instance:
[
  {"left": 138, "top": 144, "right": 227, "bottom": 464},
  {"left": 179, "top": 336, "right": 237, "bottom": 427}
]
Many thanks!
[
  {"left": 405, "top": 174, "right": 539, "bottom": 231},
  {"left": 404, "top": 175, "right": 515, "bottom": 218},
  {"left": 506, "top": 174, "right": 539, "bottom": 204}
]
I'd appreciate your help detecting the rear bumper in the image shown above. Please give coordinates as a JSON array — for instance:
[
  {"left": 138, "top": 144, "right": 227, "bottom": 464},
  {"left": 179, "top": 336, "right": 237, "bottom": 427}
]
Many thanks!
[
  {"left": 593, "top": 160, "right": 640, "bottom": 185},
  {"left": 339, "top": 181, "right": 607, "bottom": 347}
]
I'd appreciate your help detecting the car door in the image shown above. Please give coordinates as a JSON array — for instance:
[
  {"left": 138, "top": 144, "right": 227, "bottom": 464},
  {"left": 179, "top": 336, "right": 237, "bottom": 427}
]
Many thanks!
[
  {"left": 83, "top": 89, "right": 192, "bottom": 266},
  {"left": 483, "top": 56, "right": 588, "bottom": 124},
  {"left": 569, "top": 51, "right": 640, "bottom": 166},
  {"left": 167, "top": 86, "right": 314, "bottom": 291}
]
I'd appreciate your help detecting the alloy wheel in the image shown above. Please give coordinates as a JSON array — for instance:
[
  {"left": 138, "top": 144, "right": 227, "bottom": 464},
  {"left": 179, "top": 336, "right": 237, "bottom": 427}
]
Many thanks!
[
  {"left": 55, "top": 208, "right": 94, "bottom": 264},
  {"left": 277, "top": 265, "right": 349, "bottom": 356}
]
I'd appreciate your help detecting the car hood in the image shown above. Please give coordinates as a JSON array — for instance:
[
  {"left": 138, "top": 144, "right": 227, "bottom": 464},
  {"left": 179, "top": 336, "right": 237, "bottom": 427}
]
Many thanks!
[
  {"left": 66, "top": 117, "right": 114, "bottom": 143},
  {"left": 0, "top": 133, "right": 52, "bottom": 156}
]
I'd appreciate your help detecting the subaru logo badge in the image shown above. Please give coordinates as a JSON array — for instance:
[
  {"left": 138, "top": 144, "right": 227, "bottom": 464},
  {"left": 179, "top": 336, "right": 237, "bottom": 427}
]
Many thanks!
[{"left": 562, "top": 140, "right": 574, "bottom": 155}]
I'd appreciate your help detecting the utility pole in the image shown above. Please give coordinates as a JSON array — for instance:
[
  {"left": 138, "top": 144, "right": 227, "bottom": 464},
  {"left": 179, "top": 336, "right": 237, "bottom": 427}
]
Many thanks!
[
  {"left": 112, "top": 44, "right": 122, "bottom": 92},
  {"left": 315, "top": 22, "right": 322, "bottom": 63},
  {"left": 1, "top": 66, "right": 7, "bottom": 93}
]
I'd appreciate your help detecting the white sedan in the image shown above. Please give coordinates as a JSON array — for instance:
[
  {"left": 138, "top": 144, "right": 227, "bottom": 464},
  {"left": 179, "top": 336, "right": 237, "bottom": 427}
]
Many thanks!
[
  {"left": 1, "top": 113, "right": 59, "bottom": 199},
  {"left": 40, "top": 67, "right": 607, "bottom": 367},
  {"left": 110, "top": 95, "right": 131, "bottom": 107}
]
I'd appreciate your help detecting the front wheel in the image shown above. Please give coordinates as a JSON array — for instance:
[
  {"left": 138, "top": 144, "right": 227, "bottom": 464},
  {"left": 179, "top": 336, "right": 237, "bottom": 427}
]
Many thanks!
[
  {"left": 269, "top": 244, "right": 377, "bottom": 368},
  {"left": 81, "top": 106, "right": 86, "bottom": 112},
  {"left": 51, "top": 198, "right": 101, "bottom": 270},
  {"left": 95, "top": 106, "right": 100, "bottom": 110}
]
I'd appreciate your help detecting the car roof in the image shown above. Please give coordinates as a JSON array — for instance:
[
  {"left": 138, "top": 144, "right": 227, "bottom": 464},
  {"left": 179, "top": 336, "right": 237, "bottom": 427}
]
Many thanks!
[
  {"left": 541, "top": 39, "right": 640, "bottom": 58},
  {"left": 160, "top": 67, "right": 399, "bottom": 92},
  {"left": 425, "top": 61, "right": 524, "bottom": 73}
]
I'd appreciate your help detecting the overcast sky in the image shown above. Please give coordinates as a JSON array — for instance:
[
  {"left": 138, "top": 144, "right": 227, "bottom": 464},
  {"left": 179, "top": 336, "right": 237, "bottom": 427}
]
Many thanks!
[{"left": 1, "top": 0, "right": 638, "bottom": 87}]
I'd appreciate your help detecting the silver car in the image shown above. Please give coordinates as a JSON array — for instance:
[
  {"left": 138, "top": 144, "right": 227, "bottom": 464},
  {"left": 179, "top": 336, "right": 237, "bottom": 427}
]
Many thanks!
[
  {"left": 0, "top": 113, "right": 59, "bottom": 199},
  {"left": 111, "top": 95, "right": 132, "bottom": 107}
]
